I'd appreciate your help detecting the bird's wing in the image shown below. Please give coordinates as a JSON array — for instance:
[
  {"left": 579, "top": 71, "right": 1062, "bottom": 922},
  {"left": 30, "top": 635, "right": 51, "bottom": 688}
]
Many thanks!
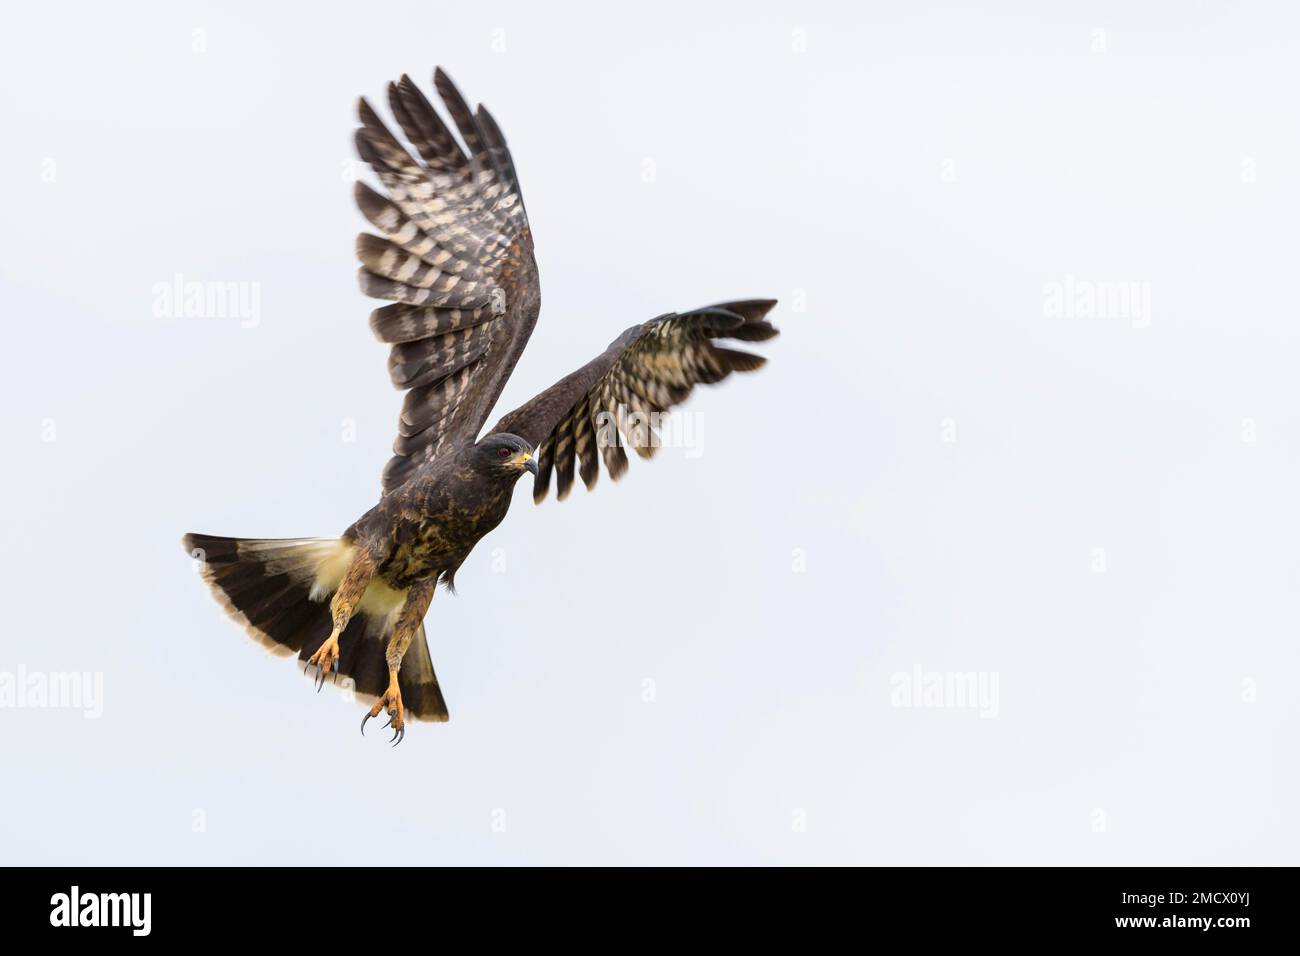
[
  {"left": 354, "top": 68, "right": 539, "bottom": 494},
  {"left": 491, "top": 300, "right": 778, "bottom": 502}
]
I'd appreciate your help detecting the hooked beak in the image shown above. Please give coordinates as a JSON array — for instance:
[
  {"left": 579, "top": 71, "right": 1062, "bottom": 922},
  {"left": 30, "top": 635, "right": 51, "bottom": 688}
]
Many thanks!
[{"left": 521, "top": 452, "right": 538, "bottom": 477}]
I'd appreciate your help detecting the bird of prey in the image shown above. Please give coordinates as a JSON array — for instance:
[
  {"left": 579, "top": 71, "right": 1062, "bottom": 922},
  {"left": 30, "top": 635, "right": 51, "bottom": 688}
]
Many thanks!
[{"left": 183, "top": 68, "right": 778, "bottom": 743}]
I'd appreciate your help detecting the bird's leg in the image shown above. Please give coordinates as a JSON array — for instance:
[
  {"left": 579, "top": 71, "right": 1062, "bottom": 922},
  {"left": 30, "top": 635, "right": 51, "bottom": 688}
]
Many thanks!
[
  {"left": 363, "top": 577, "right": 435, "bottom": 745},
  {"left": 306, "top": 547, "right": 376, "bottom": 687}
]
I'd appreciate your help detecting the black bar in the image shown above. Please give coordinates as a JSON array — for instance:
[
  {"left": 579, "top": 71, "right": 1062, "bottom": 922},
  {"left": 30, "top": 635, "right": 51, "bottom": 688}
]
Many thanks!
[{"left": 0, "top": 866, "right": 1284, "bottom": 942}]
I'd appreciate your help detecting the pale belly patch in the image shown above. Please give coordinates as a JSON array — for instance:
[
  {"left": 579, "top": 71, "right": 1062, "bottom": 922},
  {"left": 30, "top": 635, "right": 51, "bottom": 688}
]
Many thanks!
[{"left": 308, "top": 541, "right": 408, "bottom": 616}]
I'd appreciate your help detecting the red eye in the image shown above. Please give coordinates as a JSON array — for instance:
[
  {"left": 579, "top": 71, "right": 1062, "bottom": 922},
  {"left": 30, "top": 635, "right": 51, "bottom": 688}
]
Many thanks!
[{"left": 498, "top": 447, "right": 512, "bottom": 459}]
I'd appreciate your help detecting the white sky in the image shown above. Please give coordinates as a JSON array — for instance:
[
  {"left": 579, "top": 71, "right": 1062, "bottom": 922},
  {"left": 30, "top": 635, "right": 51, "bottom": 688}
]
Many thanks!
[{"left": 1, "top": 0, "right": 1297, "bottom": 864}]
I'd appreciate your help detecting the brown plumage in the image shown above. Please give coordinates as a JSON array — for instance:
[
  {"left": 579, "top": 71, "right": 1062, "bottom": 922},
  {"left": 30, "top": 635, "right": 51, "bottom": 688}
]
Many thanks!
[{"left": 183, "top": 68, "right": 778, "bottom": 742}]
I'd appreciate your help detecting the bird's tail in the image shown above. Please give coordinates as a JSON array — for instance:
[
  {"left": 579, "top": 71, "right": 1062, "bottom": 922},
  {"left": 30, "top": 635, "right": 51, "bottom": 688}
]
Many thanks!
[{"left": 182, "top": 533, "right": 448, "bottom": 721}]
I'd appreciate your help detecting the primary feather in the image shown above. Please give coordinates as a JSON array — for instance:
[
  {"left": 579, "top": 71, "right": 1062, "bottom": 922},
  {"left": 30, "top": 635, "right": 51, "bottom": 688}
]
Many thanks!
[{"left": 354, "top": 69, "right": 538, "bottom": 494}]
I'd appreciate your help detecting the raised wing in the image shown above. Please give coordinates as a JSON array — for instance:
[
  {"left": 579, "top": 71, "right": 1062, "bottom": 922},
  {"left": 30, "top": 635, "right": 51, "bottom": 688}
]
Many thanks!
[
  {"left": 491, "top": 300, "right": 778, "bottom": 502},
  {"left": 354, "top": 68, "right": 539, "bottom": 494}
]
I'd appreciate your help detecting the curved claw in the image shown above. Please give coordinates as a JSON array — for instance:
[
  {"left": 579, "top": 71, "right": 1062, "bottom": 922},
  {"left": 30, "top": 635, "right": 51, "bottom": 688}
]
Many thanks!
[
  {"left": 315, "top": 668, "right": 326, "bottom": 693},
  {"left": 362, "top": 695, "right": 404, "bottom": 745}
]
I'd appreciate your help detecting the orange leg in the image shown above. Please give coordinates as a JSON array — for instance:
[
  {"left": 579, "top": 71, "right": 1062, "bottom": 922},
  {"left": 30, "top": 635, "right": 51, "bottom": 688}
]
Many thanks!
[
  {"left": 361, "top": 577, "right": 435, "bottom": 745},
  {"left": 306, "top": 548, "right": 376, "bottom": 689}
]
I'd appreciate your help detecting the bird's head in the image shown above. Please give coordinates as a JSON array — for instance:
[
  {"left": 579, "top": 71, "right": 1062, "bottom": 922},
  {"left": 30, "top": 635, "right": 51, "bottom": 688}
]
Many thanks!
[{"left": 476, "top": 433, "right": 538, "bottom": 480}]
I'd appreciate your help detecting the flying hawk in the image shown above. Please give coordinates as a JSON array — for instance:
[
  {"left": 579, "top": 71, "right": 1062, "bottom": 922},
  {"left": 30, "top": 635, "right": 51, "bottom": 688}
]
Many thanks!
[{"left": 183, "top": 68, "right": 778, "bottom": 743}]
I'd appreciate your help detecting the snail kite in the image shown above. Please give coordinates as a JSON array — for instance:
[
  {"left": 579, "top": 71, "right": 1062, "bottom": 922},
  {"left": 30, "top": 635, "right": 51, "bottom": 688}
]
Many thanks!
[{"left": 183, "top": 68, "right": 778, "bottom": 743}]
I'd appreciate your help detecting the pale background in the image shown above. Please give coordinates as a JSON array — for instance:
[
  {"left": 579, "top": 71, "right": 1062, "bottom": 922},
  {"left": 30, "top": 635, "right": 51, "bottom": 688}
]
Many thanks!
[{"left": 1, "top": 1, "right": 1297, "bottom": 865}]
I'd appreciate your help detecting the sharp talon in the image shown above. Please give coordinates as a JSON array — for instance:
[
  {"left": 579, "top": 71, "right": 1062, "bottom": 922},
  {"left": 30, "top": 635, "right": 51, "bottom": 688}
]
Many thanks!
[
  {"left": 316, "top": 671, "right": 325, "bottom": 692},
  {"left": 383, "top": 714, "right": 394, "bottom": 729},
  {"left": 304, "top": 660, "right": 311, "bottom": 676},
  {"left": 361, "top": 712, "right": 372, "bottom": 736},
  {"left": 390, "top": 726, "right": 403, "bottom": 745}
]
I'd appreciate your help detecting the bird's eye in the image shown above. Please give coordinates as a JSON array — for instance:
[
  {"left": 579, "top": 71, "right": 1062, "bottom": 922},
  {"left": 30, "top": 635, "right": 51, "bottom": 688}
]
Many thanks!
[{"left": 498, "top": 447, "right": 512, "bottom": 459}]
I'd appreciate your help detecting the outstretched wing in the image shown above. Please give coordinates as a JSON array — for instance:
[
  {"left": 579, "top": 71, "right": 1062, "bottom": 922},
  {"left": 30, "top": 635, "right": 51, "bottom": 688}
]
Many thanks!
[
  {"left": 354, "top": 68, "right": 539, "bottom": 494},
  {"left": 491, "top": 300, "right": 778, "bottom": 502}
]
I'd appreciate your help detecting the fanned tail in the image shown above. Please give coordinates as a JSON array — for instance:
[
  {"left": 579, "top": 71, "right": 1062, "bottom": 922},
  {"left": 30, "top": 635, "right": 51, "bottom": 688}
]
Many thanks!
[{"left": 182, "top": 534, "right": 448, "bottom": 721}]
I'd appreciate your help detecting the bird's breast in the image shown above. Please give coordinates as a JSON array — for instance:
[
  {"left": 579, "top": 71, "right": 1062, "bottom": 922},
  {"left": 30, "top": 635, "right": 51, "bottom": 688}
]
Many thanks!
[{"left": 376, "top": 483, "right": 514, "bottom": 588}]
